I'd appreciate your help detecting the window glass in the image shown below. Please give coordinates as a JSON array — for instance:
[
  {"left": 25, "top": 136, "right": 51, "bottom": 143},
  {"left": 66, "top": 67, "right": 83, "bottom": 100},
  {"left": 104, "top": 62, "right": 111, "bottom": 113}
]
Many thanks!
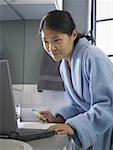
[
  {"left": 109, "top": 57, "right": 113, "bottom": 64},
  {"left": 96, "top": 20, "right": 113, "bottom": 55},
  {"left": 96, "top": 0, "right": 113, "bottom": 20}
]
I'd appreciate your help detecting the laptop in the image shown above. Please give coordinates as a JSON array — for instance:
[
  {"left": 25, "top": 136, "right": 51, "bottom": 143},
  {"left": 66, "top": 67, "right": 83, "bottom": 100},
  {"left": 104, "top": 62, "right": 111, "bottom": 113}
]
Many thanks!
[{"left": 0, "top": 59, "right": 56, "bottom": 142}]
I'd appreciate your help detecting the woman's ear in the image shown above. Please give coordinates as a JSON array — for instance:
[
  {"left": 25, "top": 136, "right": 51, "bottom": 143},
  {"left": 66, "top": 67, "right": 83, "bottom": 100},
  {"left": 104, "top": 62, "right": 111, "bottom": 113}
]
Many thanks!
[{"left": 72, "top": 30, "right": 77, "bottom": 40}]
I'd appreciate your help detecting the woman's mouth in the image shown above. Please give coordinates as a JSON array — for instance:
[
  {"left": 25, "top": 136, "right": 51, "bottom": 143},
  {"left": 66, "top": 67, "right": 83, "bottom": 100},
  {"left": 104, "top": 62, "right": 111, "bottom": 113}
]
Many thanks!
[{"left": 49, "top": 51, "right": 61, "bottom": 56}]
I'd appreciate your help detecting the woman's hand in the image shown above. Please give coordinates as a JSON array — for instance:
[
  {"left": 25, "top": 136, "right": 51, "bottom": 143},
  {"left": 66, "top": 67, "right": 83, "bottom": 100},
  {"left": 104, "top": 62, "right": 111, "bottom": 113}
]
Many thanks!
[
  {"left": 39, "top": 111, "right": 65, "bottom": 123},
  {"left": 39, "top": 111, "right": 56, "bottom": 122},
  {"left": 48, "top": 123, "right": 75, "bottom": 135}
]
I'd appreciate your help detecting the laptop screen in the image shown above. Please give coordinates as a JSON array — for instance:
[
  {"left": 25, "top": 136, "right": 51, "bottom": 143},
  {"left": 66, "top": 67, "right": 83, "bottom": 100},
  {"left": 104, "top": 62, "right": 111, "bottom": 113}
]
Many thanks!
[
  {"left": 0, "top": 59, "right": 19, "bottom": 135},
  {"left": 0, "top": 59, "right": 57, "bottom": 141}
]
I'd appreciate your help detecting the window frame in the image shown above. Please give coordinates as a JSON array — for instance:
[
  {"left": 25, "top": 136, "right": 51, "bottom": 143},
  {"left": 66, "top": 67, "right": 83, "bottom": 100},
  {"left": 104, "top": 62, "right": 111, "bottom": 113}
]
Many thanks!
[{"left": 92, "top": 0, "right": 113, "bottom": 57}]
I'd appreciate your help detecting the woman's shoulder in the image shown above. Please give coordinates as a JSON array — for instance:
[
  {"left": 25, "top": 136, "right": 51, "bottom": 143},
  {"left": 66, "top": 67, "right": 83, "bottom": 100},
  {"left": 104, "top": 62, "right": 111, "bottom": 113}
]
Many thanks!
[{"left": 82, "top": 43, "right": 107, "bottom": 61}]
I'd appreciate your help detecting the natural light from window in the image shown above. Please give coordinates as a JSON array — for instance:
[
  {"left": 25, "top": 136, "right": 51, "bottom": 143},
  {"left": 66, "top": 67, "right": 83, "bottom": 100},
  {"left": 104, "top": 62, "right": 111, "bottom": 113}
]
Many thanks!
[
  {"left": 96, "top": 0, "right": 113, "bottom": 20},
  {"left": 96, "top": 0, "right": 113, "bottom": 56}
]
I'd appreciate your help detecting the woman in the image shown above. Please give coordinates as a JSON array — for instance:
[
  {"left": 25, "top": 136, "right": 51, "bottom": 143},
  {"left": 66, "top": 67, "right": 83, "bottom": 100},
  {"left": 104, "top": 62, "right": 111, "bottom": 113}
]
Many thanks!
[{"left": 38, "top": 10, "right": 113, "bottom": 150}]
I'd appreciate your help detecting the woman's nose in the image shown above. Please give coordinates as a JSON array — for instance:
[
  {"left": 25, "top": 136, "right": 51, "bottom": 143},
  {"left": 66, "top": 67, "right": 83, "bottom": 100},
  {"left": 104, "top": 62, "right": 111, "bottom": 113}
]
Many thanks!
[{"left": 48, "top": 43, "right": 56, "bottom": 52}]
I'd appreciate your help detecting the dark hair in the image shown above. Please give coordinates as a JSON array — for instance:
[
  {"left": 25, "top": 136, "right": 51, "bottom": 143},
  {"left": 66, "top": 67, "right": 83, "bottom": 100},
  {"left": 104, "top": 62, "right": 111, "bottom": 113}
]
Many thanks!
[
  {"left": 39, "top": 10, "right": 76, "bottom": 36},
  {"left": 39, "top": 10, "right": 95, "bottom": 43}
]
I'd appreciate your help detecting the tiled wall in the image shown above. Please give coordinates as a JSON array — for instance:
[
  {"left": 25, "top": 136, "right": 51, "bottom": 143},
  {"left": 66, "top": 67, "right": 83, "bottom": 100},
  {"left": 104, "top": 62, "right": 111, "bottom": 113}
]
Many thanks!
[{"left": 13, "top": 84, "right": 69, "bottom": 121}]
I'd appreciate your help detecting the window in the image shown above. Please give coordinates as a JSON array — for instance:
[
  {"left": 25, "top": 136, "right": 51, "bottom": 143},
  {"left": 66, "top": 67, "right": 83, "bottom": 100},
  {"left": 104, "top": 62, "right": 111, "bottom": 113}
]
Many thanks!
[{"left": 94, "top": 0, "right": 113, "bottom": 62}]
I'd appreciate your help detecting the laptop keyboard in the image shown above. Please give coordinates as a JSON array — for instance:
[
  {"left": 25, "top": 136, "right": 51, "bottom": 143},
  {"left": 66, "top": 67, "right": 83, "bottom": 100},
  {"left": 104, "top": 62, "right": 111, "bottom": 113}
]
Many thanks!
[{"left": 16, "top": 128, "right": 56, "bottom": 142}]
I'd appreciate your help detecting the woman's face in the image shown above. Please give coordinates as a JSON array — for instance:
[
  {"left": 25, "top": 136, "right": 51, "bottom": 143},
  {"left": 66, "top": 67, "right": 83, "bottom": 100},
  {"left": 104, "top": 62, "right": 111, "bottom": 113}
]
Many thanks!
[{"left": 41, "top": 28, "right": 77, "bottom": 61}]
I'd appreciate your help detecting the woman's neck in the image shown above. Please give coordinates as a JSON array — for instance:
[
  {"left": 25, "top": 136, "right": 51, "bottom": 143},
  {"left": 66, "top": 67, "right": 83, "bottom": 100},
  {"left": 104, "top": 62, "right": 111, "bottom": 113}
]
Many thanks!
[{"left": 67, "top": 59, "right": 71, "bottom": 70}]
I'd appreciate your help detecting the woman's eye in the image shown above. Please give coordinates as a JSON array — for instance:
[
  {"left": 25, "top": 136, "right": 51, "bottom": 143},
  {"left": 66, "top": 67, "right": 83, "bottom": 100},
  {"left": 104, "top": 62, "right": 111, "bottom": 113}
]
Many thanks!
[
  {"left": 54, "top": 39, "right": 61, "bottom": 42},
  {"left": 44, "top": 41, "right": 48, "bottom": 44}
]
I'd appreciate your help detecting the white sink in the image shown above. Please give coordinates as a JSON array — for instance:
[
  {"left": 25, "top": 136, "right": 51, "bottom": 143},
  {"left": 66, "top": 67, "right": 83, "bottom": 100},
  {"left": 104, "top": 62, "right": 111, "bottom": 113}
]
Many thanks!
[{"left": 0, "top": 138, "right": 34, "bottom": 150}]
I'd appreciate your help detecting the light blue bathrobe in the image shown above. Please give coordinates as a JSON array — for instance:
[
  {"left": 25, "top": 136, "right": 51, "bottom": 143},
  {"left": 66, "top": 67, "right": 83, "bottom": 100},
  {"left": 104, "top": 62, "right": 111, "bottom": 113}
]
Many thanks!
[{"left": 56, "top": 38, "right": 113, "bottom": 150}]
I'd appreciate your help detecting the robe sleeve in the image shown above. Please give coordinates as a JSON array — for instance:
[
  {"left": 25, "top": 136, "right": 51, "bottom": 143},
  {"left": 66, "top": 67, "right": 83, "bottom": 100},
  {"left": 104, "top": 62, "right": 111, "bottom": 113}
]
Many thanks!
[
  {"left": 55, "top": 86, "right": 85, "bottom": 120},
  {"left": 66, "top": 51, "right": 113, "bottom": 149}
]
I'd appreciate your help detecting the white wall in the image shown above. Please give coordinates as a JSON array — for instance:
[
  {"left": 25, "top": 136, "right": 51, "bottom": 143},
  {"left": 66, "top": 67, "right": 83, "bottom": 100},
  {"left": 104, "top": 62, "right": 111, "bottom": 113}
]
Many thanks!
[
  {"left": 64, "top": 0, "right": 91, "bottom": 34},
  {"left": 13, "top": 85, "right": 69, "bottom": 121}
]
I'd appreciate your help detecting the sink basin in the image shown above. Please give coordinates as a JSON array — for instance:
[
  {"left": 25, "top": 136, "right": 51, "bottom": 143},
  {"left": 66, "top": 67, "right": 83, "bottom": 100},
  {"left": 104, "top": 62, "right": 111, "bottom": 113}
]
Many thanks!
[{"left": 0, "top": 138, "right": 33, "bottom": 150}]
